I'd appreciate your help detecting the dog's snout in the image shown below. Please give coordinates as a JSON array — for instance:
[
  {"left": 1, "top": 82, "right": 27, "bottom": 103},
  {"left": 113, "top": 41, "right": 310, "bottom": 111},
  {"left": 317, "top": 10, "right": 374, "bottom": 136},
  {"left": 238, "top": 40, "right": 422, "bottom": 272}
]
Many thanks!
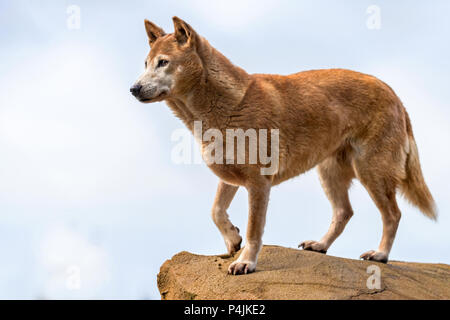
[{"left": 130, "top": 84, "right": 142, "bottom": 97}]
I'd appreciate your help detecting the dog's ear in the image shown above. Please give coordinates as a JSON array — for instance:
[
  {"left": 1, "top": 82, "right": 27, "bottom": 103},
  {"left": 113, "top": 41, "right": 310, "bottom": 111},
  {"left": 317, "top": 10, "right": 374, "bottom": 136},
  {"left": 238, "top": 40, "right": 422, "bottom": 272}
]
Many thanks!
[
  {"left": 144, "top": 19, "right": 166, "bottom": 47},
  {"left": 172, "top": 16, "right": 197, "bottom": 47}
]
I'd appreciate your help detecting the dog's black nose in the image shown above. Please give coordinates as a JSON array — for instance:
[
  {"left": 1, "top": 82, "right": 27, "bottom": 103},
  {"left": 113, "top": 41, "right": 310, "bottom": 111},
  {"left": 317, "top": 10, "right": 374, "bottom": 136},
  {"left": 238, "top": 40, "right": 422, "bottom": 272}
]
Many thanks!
[{"left": 130, "top": 84, "right": 142, "bottom": 97}]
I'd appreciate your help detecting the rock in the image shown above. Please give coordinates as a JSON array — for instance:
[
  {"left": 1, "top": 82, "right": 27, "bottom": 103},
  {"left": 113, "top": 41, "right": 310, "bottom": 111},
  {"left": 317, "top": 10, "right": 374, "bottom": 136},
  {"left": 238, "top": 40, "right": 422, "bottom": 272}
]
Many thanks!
[{"left": 157, "top": 245, "right": 450, "bottom": 300}]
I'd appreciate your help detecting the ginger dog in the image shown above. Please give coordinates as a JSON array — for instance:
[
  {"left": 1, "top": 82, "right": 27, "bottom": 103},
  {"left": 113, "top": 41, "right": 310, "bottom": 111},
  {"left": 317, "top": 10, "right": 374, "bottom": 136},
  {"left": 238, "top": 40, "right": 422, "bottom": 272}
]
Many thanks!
[{"left": 130, "top": 17, "right": 436, "bottom": 275}]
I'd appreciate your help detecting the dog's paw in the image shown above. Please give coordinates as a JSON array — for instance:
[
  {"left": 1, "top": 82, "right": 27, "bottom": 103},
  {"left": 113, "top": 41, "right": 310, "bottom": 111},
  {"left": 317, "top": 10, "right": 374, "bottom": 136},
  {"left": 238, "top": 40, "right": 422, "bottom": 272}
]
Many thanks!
[
  {"left": 225, "top": 237, "right": 242, "bottom": 256},
  {"left": 298, "top": 240, "right": 327, "bottom": 254},
  {"left": 227, "top": 260, "right": 256, "bottom": 275},
  {"left": 360, "top": 250, "right": 388, "bottom": 263},
  {"left": 225, "top": 227, "right": 242, "bottom": 256}
]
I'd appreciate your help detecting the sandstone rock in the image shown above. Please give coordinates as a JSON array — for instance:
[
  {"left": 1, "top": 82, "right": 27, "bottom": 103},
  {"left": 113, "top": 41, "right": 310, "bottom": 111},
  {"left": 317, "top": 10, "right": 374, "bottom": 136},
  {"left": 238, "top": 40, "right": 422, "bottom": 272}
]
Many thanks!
[{"left": 157, "top": 245, "right": 450, "bottom": 300}]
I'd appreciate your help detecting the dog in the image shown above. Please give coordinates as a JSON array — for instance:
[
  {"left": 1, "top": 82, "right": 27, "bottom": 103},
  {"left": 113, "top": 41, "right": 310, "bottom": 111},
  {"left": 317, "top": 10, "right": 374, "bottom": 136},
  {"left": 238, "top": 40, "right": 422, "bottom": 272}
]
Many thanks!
[{"left": 130, "top": 17, "right": 436, "bottom": 275}]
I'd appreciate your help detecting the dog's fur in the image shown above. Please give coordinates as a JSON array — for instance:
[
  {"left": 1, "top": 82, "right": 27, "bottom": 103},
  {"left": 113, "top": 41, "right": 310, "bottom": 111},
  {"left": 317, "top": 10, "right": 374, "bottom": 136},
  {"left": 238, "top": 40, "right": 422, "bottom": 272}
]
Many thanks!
[{"left": 131, "top": 17, "right": 436, "bottom": 275}]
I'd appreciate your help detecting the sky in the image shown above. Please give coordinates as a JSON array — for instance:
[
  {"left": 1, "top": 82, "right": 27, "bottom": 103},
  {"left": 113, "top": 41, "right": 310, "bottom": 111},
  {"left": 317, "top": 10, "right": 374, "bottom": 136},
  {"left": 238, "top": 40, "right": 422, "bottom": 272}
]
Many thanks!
[{"left": 0, "top": 0, "right": 449, "bottom": 299}]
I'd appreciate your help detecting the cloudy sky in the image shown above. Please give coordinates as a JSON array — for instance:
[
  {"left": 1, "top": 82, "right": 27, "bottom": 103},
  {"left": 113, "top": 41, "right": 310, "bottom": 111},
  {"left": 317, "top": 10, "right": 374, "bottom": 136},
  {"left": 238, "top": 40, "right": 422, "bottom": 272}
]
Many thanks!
[{"left": 0, "top": 0, "right": 449, "bottom": 299}]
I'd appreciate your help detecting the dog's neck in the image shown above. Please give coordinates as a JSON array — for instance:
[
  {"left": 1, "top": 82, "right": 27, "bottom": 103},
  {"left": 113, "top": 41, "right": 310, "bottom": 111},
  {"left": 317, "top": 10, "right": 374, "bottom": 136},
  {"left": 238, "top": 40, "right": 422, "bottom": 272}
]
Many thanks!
[{"left": 166, "top": 38, "right": 251, "bottom": 132}]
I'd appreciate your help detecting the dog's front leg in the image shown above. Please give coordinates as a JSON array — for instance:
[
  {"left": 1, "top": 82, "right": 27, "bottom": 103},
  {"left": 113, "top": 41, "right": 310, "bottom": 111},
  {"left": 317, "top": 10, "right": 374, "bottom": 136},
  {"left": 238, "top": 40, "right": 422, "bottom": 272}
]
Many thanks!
[
  {"left": 212, "top": 181, "right": 242, "bottom": 255},
  {"left": 228, "top": 181, "right": 271, "bottom": 275}
]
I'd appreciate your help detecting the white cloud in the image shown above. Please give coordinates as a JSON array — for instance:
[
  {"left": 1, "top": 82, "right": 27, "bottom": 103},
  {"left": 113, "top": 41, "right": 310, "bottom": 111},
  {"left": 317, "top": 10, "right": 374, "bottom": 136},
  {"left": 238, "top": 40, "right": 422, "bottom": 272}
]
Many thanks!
[
  {"left": 0, "top": 43, "right": 185, "bottom": 207},
  {"left": 186, "top": 0, "right": 278, "bottom": 32},
  {"left": 38, "top": 225, "right": 110, "bottom": 299}
]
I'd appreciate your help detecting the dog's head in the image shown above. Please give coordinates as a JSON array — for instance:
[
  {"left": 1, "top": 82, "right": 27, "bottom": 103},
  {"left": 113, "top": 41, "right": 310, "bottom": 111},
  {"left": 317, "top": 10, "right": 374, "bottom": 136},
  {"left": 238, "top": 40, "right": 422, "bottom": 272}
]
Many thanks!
[{"left": 130, "top": 17, "right": 203, "bottom": 103}]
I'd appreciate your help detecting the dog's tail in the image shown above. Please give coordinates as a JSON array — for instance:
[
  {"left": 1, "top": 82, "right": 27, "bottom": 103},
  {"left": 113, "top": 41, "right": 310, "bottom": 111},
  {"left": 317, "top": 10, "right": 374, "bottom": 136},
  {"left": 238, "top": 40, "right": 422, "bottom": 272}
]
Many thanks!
[{"left": 400, "top": 112, "right": 437, "bottom": 220}]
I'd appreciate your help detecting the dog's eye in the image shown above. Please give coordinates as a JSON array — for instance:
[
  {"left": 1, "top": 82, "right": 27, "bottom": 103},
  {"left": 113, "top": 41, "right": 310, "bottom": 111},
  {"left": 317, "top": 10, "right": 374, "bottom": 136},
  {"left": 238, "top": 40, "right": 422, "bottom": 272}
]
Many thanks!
[
  {"left": 145, "top": 60, "right": 147, "bottom": 68},
  {"left": 156, "top": 59, "right": 169, "bottom": 68}
]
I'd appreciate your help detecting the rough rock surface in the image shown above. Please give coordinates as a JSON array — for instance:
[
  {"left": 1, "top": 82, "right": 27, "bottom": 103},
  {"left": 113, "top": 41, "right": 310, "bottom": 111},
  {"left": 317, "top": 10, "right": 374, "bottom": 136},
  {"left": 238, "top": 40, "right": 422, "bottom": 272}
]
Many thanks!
[{"left": 157, "top": 245, "right": 450, "bottom": 300}]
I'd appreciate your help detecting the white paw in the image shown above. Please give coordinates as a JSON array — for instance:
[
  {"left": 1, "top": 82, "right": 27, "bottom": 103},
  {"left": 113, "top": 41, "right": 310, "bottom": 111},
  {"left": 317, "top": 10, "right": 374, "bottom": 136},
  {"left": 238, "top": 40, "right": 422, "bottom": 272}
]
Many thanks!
[
  {"left": 299, "top": 240, "right": 328, "bottom": 254},
  {"left": 227, "top": 260, "right": 256, "bottom": 275},
  {"left": 360, "top": 250, "right": 388, "bottom": 263}
]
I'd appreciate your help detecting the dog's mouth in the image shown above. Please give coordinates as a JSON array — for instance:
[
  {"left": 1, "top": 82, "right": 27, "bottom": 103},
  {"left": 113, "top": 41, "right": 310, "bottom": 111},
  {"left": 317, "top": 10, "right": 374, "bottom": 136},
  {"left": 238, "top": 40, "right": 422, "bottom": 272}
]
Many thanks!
[{"left": 139, "top": 91, "right": 168, "bottom": 103}]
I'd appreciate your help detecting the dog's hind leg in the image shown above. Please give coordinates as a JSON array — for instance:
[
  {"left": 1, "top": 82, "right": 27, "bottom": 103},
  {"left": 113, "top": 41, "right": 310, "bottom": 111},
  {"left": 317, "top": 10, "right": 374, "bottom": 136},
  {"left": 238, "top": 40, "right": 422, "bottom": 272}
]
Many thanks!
[
  {"left": 354, "top": 156, "right": 402, "bottom": 263},
  {"left": 300, "top": 147, "right": 355, "bottom": 253},
  {"left": 212, "top": 181, "right": 242, "bottom": 256}
]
